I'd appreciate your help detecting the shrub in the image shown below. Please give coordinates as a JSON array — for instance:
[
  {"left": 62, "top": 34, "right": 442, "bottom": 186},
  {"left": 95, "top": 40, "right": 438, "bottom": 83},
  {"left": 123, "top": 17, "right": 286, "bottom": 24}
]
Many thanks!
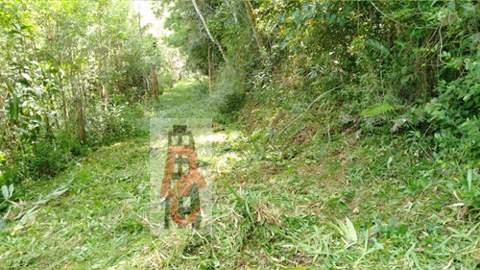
[{"left": 88, "top": 102, "right": 146, "bottom": 146}]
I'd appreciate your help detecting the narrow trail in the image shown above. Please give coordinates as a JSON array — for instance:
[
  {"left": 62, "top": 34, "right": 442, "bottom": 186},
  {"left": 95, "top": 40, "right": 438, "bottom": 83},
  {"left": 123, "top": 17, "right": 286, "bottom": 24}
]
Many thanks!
[{"left": 0, "top": 80, "right": 234, "bottom": 269}]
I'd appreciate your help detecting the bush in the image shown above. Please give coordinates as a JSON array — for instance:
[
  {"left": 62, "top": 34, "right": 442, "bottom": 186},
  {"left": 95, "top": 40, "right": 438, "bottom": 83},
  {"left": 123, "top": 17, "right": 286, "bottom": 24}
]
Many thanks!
[
  {"left": 219, "top": 91, "right": 245, "bottom": 115},
  {"left": 28, "top": 138, "right": 73, "bottom": 177},
  {"left": 86, "top": 98, "right": 146, "bottom": 146},
  {"left": 0, "top": 132, "right": 81, "bottom": 184},
  {"left": 425, "top": 54, "right": 480, "bottom": 163},
  {"left": 213, "top": 66, "right": 247, "bottom": 122},
  {"left": 0, "top": 100, "right": 147, "bottom": 185}
]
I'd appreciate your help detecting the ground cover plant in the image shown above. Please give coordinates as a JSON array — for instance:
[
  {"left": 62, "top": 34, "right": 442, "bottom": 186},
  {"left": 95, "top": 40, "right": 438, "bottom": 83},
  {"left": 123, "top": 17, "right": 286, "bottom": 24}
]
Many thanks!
[{"left": 1, "top": 0, "right": 480, "bottom": 269}]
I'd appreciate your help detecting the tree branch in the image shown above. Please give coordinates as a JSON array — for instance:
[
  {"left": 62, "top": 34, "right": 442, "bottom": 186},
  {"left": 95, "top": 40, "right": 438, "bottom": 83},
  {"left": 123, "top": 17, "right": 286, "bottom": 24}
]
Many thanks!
[{"left": 191, "top": 0, "right": 228, "bottom": 64}]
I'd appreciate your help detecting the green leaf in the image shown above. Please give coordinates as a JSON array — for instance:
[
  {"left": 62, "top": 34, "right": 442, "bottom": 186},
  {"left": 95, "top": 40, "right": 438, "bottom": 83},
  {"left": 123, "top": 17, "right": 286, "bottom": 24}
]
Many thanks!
[
  {"left": 360, "top": 103, "right": 395, "bottom": 118},
  {"left": 366, "top": 39, "right": 390, "bottom": 56},
  {"left": 21, "top": 73, "right": 31, "bottom": 81},
  {"left": 330, "top": 217, "right": 357, "bottom": 247},
  {"left": 1, "top": 185, "right": 10, "bottom": 200},
  {"left": 1, "top": 184, "right": 14, "bottom": 200},
  {"left": 467, "top": 169, "right": 473, "bottom": 191}
]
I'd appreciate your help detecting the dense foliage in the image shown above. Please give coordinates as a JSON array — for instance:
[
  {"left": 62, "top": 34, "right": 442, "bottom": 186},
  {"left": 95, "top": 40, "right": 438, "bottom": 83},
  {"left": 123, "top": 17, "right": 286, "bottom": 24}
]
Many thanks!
[
  {"left": 149, "top": 2, "right": 480, "bottom": 267},
  {"left": 0, "top": 0, "right": 167, "bottom": 185},
  {"left": 164, "top": 0, "right": 479, "bottom": 168},
  {"left": 0, "top": 1, "right": 479, "bottom": 268}
]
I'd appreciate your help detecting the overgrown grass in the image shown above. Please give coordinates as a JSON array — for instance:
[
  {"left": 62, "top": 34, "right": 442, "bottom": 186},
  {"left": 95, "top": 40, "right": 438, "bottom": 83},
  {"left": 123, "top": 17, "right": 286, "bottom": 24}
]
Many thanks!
[
  {"left": 155, "top": 85, "right": 480, "bottom": 268},
  {"left": 0, "top": 138, "right": 156, "bottom": 269},
  {"left": 0, "top": 80, "right": 216, "bottom": 269},
  {"left": 2, "top": 79, "right": 479, "bottom": 269},
  {"left": 1, "top": 98, "right": 148, "bottom": 187},
  {"left": 184, "top": 98, "right": 480, "bottom": 268}
]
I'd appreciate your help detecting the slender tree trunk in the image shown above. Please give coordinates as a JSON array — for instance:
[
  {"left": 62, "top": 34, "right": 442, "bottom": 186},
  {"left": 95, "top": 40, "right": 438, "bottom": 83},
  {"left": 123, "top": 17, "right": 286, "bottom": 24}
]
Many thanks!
[
  {"left": 208, "top": 45, "right": 213, "bottom": 90},
  {"left": 61, "top": 94, "right": 69, "bottom": 132},
  {"left": 151, "top": 65, "right": 159, "bottom": 97},
  {"left": 100, "top": 84, "right": 108, "bottom": 111},
  {"left": 44, "top": 89, "right": 54, "bottom": 140},
  {"left": 191, "top": 0, "right": 228, "bottom": 63},
  {"left": 243, "top": 0, "right": 263, "bottom": 51},
  {"left": 75, "top": 75, "right": 87, "bottom": 144},
  {"left": 75, "top": 96, "right": 86, "bottom": 144},
  {"left": 60, "top": 75, "right": 70, "bottom": 134},
  {"left": 48, "top": 91, "right": 60, "bottom": 130},
  {"left": 44, "top": 112, "right": 53, "bottom": 141},
  {"left": 144, "top": 73, "right": 151, "bottom": 95}
]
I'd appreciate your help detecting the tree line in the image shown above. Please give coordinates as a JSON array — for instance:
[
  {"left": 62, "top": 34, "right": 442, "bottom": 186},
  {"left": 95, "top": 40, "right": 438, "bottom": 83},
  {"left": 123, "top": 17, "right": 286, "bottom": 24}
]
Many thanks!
[
  {"left": 0, "top": 0, "right": 170, "bottom": 184},
  {"left": 163, "top": 0, "right": 479, "bottom": 170}
]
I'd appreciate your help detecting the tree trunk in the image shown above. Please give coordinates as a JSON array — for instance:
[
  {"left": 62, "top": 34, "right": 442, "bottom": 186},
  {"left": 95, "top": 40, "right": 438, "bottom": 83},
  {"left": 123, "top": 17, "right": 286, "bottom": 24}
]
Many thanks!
[
  {"left": 75, "top": 76, "right": 87, "bottom": 144},
  {"left": 208, "top": 45, "right": 213, "bottom": 90},
  {"left": 243, "top": 0, "right": 264, "bottom": 51},
  {"left": 44, "top": 112, "right": 53, "bottom": 141},
  {"left": 60, "top": 74, "right": 70, "bottom": 134},
  {"left": 100, "top": 84, "right": 108, "bottom": 111},
  {"left": 151, "top": 65, "right": 159, "bottom": 97},
  {"left": 191, "top": 0, "right": 228, "bottom": 63},
  {"left": 144, "top": 73, "right": 151, "bottom": 95},
  {"left": 75, "top": 97, "right": 86, "bottom": 144}
]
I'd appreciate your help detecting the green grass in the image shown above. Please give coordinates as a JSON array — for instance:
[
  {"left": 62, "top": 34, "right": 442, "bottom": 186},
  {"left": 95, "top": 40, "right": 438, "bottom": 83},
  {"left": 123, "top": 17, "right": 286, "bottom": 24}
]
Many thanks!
[
  {"left": 0, "top": 80, "right": 220, "bottom": 269},
  {"left": 195, "top": 102, "right": 480, "bottom": 269},
  {"left": 1, "top": 79, "right": 480, "bottom": 269},
  {"left": 0, "top": 137, "right": 157, "bottom": 269}
]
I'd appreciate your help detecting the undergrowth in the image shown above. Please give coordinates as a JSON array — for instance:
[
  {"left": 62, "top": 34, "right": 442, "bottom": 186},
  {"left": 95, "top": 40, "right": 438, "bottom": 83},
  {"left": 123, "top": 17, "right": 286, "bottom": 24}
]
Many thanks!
[
  {"left": 1, "top": 74, "right": 479, "bottom": 268},
  {"left": 0, "top": 98, "right": 148, "bottom": 187}
]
